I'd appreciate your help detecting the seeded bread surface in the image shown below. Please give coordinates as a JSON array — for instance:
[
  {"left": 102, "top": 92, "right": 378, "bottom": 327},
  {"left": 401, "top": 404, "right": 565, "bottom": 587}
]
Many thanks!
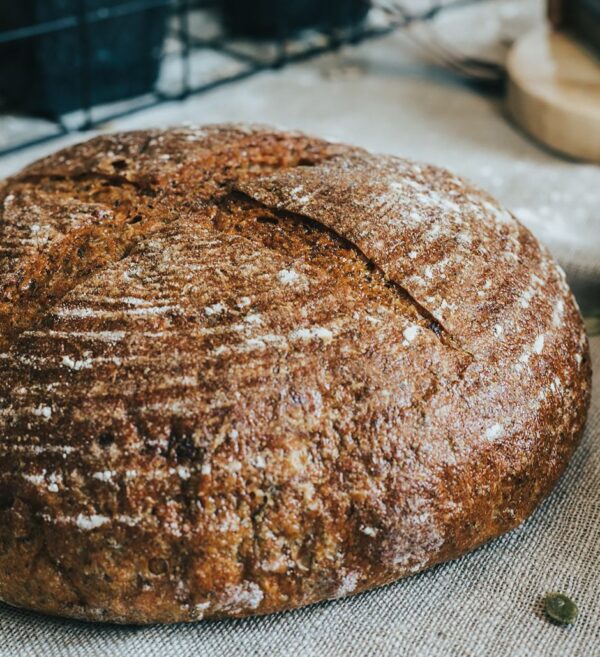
[{"left": 0, "top": 125, "right": 591, "bottom": 623}]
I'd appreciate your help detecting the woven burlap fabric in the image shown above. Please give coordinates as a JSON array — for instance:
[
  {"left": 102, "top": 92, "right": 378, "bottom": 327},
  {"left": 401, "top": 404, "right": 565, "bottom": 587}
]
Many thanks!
[{"left": 0, "top": 337, "right": 598, "bottom": 656}]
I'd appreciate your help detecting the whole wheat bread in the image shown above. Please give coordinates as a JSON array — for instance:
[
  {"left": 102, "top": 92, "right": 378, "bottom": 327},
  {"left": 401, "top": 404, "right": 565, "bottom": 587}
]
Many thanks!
[{"left": 0, "top": 125, "right": 591, "bottom": 623}]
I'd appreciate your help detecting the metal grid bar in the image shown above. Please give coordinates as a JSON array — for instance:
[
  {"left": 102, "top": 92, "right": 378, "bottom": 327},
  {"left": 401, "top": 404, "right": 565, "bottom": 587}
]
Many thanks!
[{"left": 0, "top": 1, "right": 476, "bottom": 157}]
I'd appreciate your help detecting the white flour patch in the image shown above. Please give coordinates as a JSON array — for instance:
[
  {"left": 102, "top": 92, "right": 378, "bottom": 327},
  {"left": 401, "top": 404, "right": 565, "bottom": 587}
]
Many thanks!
[
  {"left": 244, "top": 313, "right": 262, "bottom": 325},
  {"left": 22, "top": 473, "right": 46, "bottom": 486},
  {"left": 217, "top": 582, "right": 264, "bottom": 612},
  {"left": 533, "top": 335, "right": 545, "bottom": 354},
  {"left": 92, "top": 471, "right": 114, "bottom": 482},
  {"left": 337, "top": 572, "right": 359, "bottom": 597},
  {"left": 204, "top": 302, "right": 226, "bottom": 316},
  {"left": 32, "top": 405, "right": 52, "bottom": 419},
  {"left": 277, "top": 268, "right": 299, "bottom": 285},
  {"left": 176, "top": 466, "right": 191, "bottom": 480},
  {"left": 75, "top": 514, "right": 110, "bottom": 530},
  {"left": 289, "top": 326, "right": 333, "bottom": 342},
  {"left": 403, "top": 325, "right": 419, "bottom": 345},
  {"left": 485, "top": 424, "right": 504, "bottom": 441},
  {"left": 62, "top": 355, "right": 93, "bottom": 371},
  {"left": 552, "top": 299, "right": 565, "bottom": 328},
  {"left": 360, "top": 525, "right": 378, "bottom": 537}
]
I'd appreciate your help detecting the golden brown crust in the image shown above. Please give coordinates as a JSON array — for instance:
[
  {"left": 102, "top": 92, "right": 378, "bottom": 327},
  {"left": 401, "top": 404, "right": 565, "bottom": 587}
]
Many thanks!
[{"left": 0, "top": 125, "right": 591, "bottom": 624}]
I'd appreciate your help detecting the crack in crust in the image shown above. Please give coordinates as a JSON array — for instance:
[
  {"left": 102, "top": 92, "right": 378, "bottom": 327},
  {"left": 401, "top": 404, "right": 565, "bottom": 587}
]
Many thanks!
[
  {"left": 0, "top": 175, "right": 472, "bottom": 364},
  {"left": 226, "top": 191, "right": 474, "bottom": 360},
  {"left": 1, "top": 162, "right": 472, "bottom": 363}
]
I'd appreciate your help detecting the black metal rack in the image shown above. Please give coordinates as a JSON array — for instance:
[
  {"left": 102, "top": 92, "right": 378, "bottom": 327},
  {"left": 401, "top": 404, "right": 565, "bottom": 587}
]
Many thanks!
[{"left": 0, "top": 1, "right": 473, "bottom": 157}]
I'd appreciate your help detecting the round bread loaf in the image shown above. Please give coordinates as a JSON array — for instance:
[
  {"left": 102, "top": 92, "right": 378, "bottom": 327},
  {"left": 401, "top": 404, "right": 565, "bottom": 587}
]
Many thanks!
[{"left": 0, "top": 125, "right": 591, "bottom": 624}]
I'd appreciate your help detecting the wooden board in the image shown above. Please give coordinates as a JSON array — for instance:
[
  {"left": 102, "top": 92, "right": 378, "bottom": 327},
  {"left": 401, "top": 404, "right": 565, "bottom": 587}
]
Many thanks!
[{"left": 507, "top": 27, "right": 600, "bottom": 162}]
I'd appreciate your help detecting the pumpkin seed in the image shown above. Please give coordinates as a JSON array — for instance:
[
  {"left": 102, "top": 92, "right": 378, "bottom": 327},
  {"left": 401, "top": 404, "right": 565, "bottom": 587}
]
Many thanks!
[{"left": 544, "top": 592, "right": 578, "bottom": 625}]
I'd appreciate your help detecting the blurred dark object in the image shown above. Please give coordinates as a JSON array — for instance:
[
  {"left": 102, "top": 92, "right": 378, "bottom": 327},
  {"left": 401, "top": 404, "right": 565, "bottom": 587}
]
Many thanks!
[
  {"left": 0, "top": 0, "right": 484, "bottom": 157},
  {"left": 220, "top": 0, "right": 370, "bottom": 38},
  {"left": 0, "top": 0, "right": 168, "bottom": 117},
  {"left": 548, "top": 0, "right": 600, "bottom": 54}
]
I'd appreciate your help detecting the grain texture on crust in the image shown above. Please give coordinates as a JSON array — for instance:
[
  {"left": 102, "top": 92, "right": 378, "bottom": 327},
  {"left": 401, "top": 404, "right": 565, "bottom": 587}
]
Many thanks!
[{"left": 0, "top": 125, "right": 591, "bottom": 624}]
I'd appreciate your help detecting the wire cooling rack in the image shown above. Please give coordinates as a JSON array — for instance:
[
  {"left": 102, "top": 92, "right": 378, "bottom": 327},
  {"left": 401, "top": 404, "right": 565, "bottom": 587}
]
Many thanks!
[{"left": 0, "top": 0, "right": 487, "bottom": 156}]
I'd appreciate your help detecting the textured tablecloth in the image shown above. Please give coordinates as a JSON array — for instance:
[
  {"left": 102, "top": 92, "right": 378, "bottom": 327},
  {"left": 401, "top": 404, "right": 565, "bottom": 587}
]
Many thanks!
[{"left": 1, "top": 7, "right": 599, "bottom": 655}]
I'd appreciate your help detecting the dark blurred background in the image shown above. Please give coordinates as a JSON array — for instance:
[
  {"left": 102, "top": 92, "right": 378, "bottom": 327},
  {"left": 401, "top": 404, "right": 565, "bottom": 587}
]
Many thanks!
[
  {"left": 3, "top": 0, "right": 534, "bottom": 158},
  {"left": 0, "top": 0, "right": 387, "bottom": 153}
]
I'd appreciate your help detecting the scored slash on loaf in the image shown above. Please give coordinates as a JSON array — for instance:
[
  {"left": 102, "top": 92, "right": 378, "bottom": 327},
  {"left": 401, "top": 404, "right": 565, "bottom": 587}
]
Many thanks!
[{"left": 0, "top": 125, "right": 591, "bottom": 623}]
